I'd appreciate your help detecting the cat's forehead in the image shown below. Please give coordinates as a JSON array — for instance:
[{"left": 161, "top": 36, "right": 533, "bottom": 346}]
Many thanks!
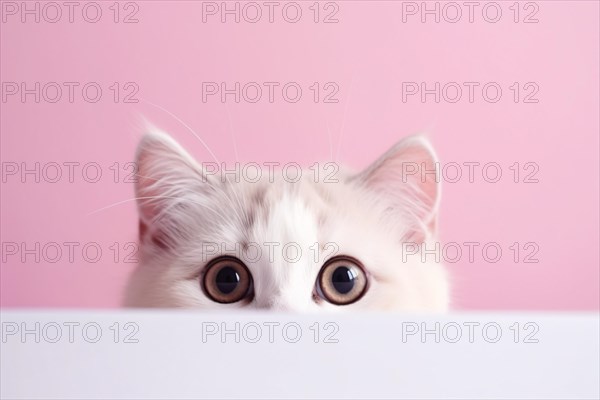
[
  {"left": 208, "top": 173, "right": 376, "bottom": 266},
  {"left": 240, "top": 178, "right": 331, "bottom": 243}
]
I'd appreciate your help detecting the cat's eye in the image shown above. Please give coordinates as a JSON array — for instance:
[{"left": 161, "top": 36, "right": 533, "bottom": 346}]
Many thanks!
[
  {"left": 202, "top": 256, "right": 253, "bottom": 304},
  {"left": 316, "top": 256, "right": 368, "bottom": 305}
]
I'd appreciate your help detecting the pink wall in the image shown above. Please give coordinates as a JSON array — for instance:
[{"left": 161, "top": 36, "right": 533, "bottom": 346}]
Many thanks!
[{"left": 1, "top": 1, "right": 598, "bottom": 309}]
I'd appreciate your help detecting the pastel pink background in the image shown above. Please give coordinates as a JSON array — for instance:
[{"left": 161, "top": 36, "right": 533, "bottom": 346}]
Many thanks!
[{"left": 1, "top": 1, "right": 598, "bottom": 309}]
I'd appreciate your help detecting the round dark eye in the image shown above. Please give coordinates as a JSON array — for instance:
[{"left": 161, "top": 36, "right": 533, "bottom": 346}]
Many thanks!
[
  {"left": 202, "top": 256, "right": 253, "bottom": 303},
  {"left": 316, "top": 256, "right": 368, "bottom": 305}
]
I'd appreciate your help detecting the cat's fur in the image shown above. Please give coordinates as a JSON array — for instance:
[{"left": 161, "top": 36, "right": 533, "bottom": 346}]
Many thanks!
[{"left": 124, "top": 129, "right": 449, "bottom": 311}]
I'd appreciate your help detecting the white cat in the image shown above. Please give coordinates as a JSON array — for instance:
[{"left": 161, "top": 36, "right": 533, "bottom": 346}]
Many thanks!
[{"left": 124, "top": 129, "right": 449, "bottom": 311}]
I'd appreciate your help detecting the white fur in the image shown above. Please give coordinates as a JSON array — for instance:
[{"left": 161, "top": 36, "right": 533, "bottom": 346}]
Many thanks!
[{"left": 124, "top": 129, "right": 450, "bottom": 311}]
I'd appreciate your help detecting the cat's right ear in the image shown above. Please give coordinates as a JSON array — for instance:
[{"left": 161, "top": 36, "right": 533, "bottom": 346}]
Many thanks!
[
  {"left": 134, "top": 131, "right": 210, "bottom": 248},
  {"left": 351, "top": 136, "right": 441, "bottom": 243}
]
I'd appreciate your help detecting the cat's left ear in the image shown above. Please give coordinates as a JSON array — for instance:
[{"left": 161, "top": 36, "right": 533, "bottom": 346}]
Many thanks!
[
  {"left": 134, "top": 130, "right": 210, "bottom": 249},
  {"left": 352, "top": 136, "right": 440, "bottom": 242}
]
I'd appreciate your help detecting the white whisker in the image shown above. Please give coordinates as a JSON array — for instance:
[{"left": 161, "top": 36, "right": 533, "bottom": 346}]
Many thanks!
[
  {"left": 335, "top": 71, "right": 357, "bottom": 162},
  {"left": 225, "top": 103, "right": 240, "bottom": 162},
  {"left": 141, "top": 99, "right": 221, "bottom": 164},
  {"left": 140, "top": 98, "right": 249, "bottom": 226},
  {"left": 326, "top": 119, "right": 334, "bottom": 161},
  {"left": 88, "top": 195, "right": 219, "bottom": 218}
]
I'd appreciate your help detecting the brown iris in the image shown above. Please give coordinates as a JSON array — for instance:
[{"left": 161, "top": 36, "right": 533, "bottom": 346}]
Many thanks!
[
  {"left": 316, "top": 256, "right": 368, "bottom": 305},
  {"left": 202, "top": 256, "right": 253, "bottom": 303}
]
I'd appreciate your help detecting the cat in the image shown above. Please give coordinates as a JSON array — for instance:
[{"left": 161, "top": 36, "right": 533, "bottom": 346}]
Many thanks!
[{"left": 124, "top": 128, "right": 449, "bottom": 311}]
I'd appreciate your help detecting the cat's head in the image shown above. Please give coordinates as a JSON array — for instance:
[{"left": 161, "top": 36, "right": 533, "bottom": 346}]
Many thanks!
[{"left": 124, "top": 130, "right": 449, "bottom": 311}]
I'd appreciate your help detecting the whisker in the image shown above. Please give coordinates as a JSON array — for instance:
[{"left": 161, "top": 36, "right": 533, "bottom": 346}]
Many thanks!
[
  {"left": 326, "top": 119, "right": 334, "bottom": 161},
  {"left": 335, "top": 71, "right": 357, "bottom": 162},
  {"left": 222, "top": 104, "right": 251, "bottom": 238},
  {"left": 127, "top": 174, "right": 243, "bottom": 227},
  {"left": 140, "top": 98, "right": 249, "bottom": 228},
  {"left": 87, "top": 196, "right": 218, "bottom": 217},
  {"left": 225, "top": 103, "right": 240, "bottom": 162},
  {"left": 141, "top": 99, "right": 221, "bottom": 164}
]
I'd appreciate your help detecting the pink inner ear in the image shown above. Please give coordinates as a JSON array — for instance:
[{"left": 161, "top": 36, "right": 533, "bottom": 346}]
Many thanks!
[
  {"left": 139, "top": 218, "right": 175, "bottom": 251},
  {"left": 139, "top": 220, "right": 147, "bottom": 238},
  {"left": 396, "top": 142, "right": 440, "bottom": 236},
  {"left": 402, "top": 145, "right": 439, "bottom": 212},
  {"left": 358, "top": 137, "right": 440, "bottom": 241}
]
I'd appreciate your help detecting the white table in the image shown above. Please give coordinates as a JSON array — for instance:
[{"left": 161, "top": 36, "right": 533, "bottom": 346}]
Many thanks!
[{"left": 1, "top": 311, "right": 598, "bottom": 399}]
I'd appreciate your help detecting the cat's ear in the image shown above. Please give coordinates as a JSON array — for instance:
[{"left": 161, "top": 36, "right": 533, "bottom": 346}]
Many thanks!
[
  {"left": 352, "top": 136, "right": 440, "bottom": 242},
  {"left": 134, "top": 130, "right": 208, "bottom": 249}
]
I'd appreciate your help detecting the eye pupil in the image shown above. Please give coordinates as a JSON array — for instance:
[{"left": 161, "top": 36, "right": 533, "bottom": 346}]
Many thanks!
[
  {"left": 215, "top": 266, "right": 240, "bottom": 294},
  {"left": 203, "top": 257, "right": 252, "bottom": 304},
  {"left": 331, "top": 266, "right": 356, "bottom": 294},
  {"left": 317, "top": 257, "right": 368, "bottom": 305}
]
